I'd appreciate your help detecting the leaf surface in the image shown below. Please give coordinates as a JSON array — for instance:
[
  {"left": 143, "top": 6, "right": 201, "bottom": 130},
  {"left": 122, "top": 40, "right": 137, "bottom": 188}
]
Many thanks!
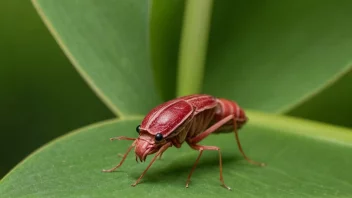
[
  {"left": 32, "top": 0, "right": 162, "bottom": 117},
  {"left": 149, "top": 0, "right": 352, "bottom": 113},
  {"left": 1, "top": 112, "right": 352, "bottom": 198},
  {"left": 202, "top": 0, "right": 352, "bottom": 112}
]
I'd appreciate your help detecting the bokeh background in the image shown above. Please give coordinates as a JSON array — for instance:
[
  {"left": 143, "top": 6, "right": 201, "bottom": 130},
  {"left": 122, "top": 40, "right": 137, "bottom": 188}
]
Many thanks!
[
  {"left": 1, "top": 0, "right": 351, "bottom": 179},
  {"left": 0, "top": 0, "right": 114, "bottom": 178}
]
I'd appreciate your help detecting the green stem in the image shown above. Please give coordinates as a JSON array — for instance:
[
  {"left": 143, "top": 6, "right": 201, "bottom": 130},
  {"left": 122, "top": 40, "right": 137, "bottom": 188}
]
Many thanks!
[{"left": 176, "top": 0, "right": 213, "bottom": 96}]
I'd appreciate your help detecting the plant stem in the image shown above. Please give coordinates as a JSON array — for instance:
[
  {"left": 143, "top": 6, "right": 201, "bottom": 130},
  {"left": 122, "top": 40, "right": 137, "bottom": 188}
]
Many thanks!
[{"left": 176, "top": 0, "right": 213, "bottom": 97}]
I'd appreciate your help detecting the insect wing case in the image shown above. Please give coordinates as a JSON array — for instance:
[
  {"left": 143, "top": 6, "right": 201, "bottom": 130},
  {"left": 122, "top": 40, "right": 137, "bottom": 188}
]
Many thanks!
[{"left": 140, "top": 99, "right": 193, "bottom": 137}]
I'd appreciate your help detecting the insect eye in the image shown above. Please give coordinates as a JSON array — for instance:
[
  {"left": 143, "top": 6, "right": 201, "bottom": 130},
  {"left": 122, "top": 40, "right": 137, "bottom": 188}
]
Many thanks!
[
  {"left": 136, "top": 125, "right": 141, "bottom": 133},
  {"left": 155, "top": 133, "right": 163, "bottom": 141}
]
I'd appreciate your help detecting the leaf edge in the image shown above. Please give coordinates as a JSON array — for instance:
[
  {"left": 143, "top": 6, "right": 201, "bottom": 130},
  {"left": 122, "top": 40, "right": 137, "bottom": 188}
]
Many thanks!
[
  {"left": 31, "top": 0, "right": 123, "bottom": 117},
  {"left": 277, "top": 65, "right": 352, "bottom": 113},
  {"left": 0, "top": 116, "right": 144, "bottom": 182}
]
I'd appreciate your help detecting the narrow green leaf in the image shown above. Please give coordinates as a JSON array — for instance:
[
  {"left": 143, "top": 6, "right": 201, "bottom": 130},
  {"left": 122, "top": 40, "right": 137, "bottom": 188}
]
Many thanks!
[
  {"left": 32, "top": 0, "right": 162, "bottom": 117},
  {"left": 149, "top": 0, "right": 185, "bottom": 101},
  {"left": 202, "top": 0, "right": 352, "bottom": 113},
  {"left": 176, "top": 0, "right": 213, "bottom": 96},
  {"left": 1, "top": 112, "right": 351, "bottom": 197}
]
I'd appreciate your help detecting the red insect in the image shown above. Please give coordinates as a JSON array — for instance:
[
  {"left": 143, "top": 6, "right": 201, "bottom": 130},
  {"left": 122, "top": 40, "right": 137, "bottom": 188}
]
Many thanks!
[{"left": 102, "top": 94, "right": 265, "bottom": 190}]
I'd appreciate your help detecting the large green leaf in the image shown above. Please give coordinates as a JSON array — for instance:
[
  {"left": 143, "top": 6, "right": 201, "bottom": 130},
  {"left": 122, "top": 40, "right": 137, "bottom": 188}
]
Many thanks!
[
  {"left": 149, "top": 0, "right": 352, "bottom": 114},
  {"left": 149, "top": 0, "right": 352, "bottom": 128},
  {"left": 32, "top": 0, "right": 162, "bottom": 117},
  {"left": 1, "top": 112, "right": 352, "bottom": 197},
  {"left": 200, "top": 0, "right": 352, "bottom": 112},
  {"left": 0, "top": 0, "right": 113, "bottom": 178}
]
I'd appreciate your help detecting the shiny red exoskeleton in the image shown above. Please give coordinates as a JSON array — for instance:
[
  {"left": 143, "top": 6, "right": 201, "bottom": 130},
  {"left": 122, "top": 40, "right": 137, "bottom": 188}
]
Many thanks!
[{"left": 102, "top": 94, "right": 265, "bottom": 190}]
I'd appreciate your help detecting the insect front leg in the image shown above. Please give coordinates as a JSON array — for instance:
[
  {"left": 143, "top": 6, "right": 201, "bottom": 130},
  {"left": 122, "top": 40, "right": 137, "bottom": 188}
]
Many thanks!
[
  {"left": 109, "top": 136, "right": 136, "bottom": 141},
  {"left": 186, "top": 144, "right": 231, "bottom": 190},
  {"left": 158, "top": 151, "right": 165, "bottom": 160},
  {"left": 131, "top": 142, "right": 172, "bottom": 187},
  {"left": 102, "top": 140, "right": 137, "bottom": 172}
]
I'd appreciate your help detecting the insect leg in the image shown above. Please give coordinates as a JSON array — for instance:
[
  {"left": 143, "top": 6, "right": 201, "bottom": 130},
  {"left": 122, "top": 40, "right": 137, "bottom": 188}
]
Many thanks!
[
  {"left": 109, "top": 136, "right": 136, "bottom": 141},
  {"left": 158, "top": 151, "right": 165, "bottom": 160},
  {"left": 108, "top": 136, "right": 137, "bottom": 158},
  {"left": 131, "top": 142, "right": 172, "bottom": 187},
  {"left": 102, "top": 140, "right": 137, "bottom": 172},
  {"left": 232, "top": 120, "right": 265, "bottom": 166},
  {"left": 188, "top": 115, "right": 265, "bottom": 166},
  {"left": 186, "top": 144, "right": 231, "bottom": 190}
]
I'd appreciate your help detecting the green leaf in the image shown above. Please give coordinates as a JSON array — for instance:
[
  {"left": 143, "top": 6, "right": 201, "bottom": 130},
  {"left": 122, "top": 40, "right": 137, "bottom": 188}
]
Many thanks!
[
  {"left": 202, "top": 0, "right": 352, "bottom": 112},
  {"left": 0, "top": 0, "right": 113, "bottom": 178},
  {"left": 1, "top": 112, "right": 352, "bottom": 197},
  {"left": 32, "top": 0, "right": 162, "bottom": 117},
  {"left": 149, "top": 0, "right": 185, "bottom": 101}
]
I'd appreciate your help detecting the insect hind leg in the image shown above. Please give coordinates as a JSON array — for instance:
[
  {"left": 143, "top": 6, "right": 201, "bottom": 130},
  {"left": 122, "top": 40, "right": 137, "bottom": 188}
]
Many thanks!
[
  {"left": 186, "top": 143, "right": 231, "bottom": 190},
  {"left": 232, "top": 120, "right": 266, "bottom": 167},
  {"left": 187, "top": 115, "right": 265, "bottom": 167}
]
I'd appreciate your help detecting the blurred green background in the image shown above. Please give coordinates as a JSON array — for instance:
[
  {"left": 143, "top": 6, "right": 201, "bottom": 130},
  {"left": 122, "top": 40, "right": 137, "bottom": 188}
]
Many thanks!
[
  {"left": 0, "top": 0, "right": 351, "bottom": 180},
  {"left": 0, "top": 0, "right": 114, "bottom": 178}
]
